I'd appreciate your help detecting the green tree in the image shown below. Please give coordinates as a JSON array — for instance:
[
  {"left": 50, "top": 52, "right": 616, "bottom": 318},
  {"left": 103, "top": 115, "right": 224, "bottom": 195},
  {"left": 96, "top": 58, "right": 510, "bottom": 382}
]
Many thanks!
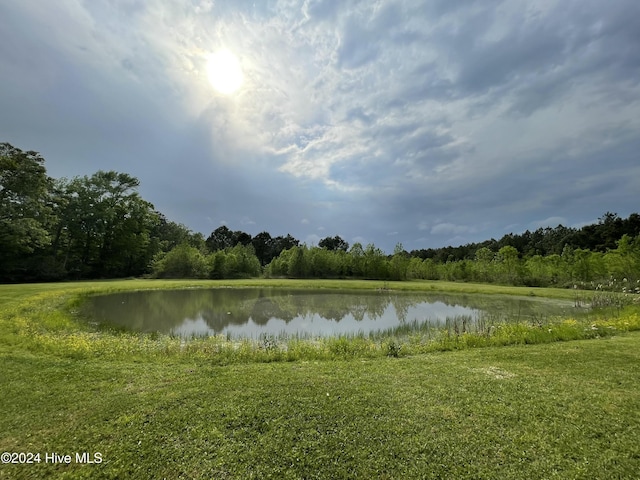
[
  {"left": 407, "top": 257, "right": 425, "bottom": 279},
  {"left": 152, "top": 215, "right": 195, "bottom": 252},
  {"left": 318, "top": 235, "right": 349, "bottom": 252},
  {"left": 309, "top": 247, "right": 331, "bottom": 277},
  {"left": 422, "top": 258, "right": 439, "bottom": 280},
  {"left": 363, "top": 244, "right": 388, "bottom": 279},
  {"left": 272, "top": 234, "right": 300, "bottom": 258},
  {"left": 474, "top": 247, "right": 495, "bottom": 282},
  {"left": 252, "top": 231, "right": 274, "bottom": 266},
  {"left": 287, "top": 245, "right": 309, "bottom": 278},
  {"left": 206, "top": 226, "right": 252, "bottom": 252},
  {"left": 605, "top": 235, "right": 640, "bottom": 285},
  {"left": 390, "top": 243, "right": 409, "bottom": 280},
  {"left": 348, "top": 242, "right": 365, "bottom": 277},
  {"left": 572, "top": 248, "right": 602, "bottom": 283},
  {"left": 0, "top": 143, "right": 55, "bottom": 280},
  {"left": 52, "top": 171, "right": 158, "bottom": 278},
  {"left": 209, "top": 250, "right": 229, "bottom": 279},
  {"left": 206, "top": 226, "right": 235, "bottom": 251},
  {"left": 525, "top": 255, "right": 552, "bottom": 286},
  {"left": 496, "top": 245, "right": 520, "bottom": 284},
  {"left": 250, "top": 232, "right": 301, "bottom": 267},
  {"left": 208, "top": 244, "right": 261, "bottom": 279},
  {"left": 307, "top": 247, "right": 348, "bottom": 278},
  {"left": 229, "top": 244, "right": 261, "bottom": 278},
  {"left": 546, "top": 254, "right": 566, "bottom": 285},
  {"left": 152, "top": 244, "right": 208, "bottom": 278}
]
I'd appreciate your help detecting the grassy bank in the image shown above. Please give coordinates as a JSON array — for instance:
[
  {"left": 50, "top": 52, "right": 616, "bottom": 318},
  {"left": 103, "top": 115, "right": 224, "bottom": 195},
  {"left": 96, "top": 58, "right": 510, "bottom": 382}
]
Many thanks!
[{"left": 1, "top": 279, "right": 639, "bottom": 478}]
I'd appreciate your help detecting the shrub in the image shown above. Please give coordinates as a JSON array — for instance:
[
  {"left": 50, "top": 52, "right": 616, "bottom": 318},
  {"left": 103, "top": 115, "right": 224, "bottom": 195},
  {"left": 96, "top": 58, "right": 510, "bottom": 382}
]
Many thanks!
[{"left": 152, "top": 244, "right": 209, "bottom": 278}]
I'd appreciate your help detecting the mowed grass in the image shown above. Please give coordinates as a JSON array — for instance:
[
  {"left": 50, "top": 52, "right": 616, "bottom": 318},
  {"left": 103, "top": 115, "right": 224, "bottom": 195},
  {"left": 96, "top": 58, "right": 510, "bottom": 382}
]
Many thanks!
[
  {"left": 1, "top": 279, "right": 640, "bottom": 478},
  {"left": 1, "top": 335, "right": 639, "bottom": 479},
  {"left": 0, "top": 278, "right": 589, "bottom": 306}
]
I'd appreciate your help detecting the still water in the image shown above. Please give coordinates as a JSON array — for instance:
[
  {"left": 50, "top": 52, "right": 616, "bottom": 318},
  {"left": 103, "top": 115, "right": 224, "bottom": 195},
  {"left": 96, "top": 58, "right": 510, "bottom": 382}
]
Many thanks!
[{"left": 81, "top": 288, "right": 575, "bottom": 339}]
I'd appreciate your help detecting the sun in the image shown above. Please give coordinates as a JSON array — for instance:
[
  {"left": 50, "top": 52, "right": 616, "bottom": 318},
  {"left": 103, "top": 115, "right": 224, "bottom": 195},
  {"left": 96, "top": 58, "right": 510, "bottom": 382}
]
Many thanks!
[{"left": 206, "top": 49, "right": 244, "bottom": 95}]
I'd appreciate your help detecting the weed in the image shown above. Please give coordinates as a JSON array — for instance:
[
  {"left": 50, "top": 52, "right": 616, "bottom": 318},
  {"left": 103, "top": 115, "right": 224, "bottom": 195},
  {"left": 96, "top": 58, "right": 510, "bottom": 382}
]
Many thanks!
[{"left": 385, "top": 339, "right": 402, "bottom": 357}]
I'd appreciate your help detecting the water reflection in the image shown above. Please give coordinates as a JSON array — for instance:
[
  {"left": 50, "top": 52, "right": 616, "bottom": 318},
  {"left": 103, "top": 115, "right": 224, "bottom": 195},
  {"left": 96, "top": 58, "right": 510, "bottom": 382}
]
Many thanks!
[{"left": 81, "top": 288, "right": 574, "bottom": 339}]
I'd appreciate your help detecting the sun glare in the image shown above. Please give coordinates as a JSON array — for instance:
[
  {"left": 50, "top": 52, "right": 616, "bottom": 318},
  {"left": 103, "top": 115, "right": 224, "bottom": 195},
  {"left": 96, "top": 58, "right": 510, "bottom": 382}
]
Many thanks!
[{"left": 206, "top": 49, "right": 244, "bottom": 95}]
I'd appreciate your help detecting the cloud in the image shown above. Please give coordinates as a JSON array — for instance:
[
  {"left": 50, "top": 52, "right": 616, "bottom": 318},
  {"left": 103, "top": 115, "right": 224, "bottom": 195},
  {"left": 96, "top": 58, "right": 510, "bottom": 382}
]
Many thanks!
[
  {"left": 1, "top": 0, "right": 639, "bottom": 254},
  {"left": 430, "top": 223, "right": 477, "bottom": 236},
  {"left": 305, "top": 233, "right": 322, "bottom": 246}
]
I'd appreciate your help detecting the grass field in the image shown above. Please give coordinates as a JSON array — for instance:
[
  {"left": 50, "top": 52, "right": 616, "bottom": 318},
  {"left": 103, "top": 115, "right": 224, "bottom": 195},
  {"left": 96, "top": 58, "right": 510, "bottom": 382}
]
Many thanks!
[{"left": 1, "top": 279, "right": 639, "bottom": 479}]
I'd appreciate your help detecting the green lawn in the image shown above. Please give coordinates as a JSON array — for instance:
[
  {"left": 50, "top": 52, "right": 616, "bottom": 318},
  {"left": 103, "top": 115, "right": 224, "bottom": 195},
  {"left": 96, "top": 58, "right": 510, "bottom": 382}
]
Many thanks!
[{"left": 1, "top": 280, "right": 639, "bottom": 479}]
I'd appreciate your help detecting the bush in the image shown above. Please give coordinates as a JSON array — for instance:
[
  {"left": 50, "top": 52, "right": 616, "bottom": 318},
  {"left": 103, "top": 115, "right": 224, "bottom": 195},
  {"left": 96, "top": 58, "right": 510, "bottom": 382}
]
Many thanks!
[
  {"left": 152, "top": 244, "right": 209, "bottom": 278},
  {"left": 209, "top": 244, "right": 261, "bottom": 279}
]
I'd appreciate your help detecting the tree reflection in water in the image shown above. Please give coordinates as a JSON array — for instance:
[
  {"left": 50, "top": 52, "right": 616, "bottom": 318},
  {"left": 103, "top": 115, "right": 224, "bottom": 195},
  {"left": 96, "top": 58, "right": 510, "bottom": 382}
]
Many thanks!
[{"left": 81, "top": 288, "right": 574, "bottom": 339}]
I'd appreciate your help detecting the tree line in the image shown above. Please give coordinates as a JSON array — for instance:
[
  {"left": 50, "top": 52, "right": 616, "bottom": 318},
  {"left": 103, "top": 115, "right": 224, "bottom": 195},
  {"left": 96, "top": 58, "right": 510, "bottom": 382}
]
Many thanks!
[
  {"left": 2, "top": 142, "right": 639, "bottom": 288},
  {"left": 410, "top": 212, "right": 640, "bottom": 262},
  {"left": 0, "top": 143, "right": 301, "bottom": 281}
]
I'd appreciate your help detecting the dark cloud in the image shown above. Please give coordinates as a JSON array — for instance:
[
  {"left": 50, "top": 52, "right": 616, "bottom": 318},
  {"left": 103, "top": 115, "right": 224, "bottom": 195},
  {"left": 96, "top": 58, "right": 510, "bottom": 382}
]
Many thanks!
[{"left": 2, "top": 0, "right": 639, "bottom": 253}]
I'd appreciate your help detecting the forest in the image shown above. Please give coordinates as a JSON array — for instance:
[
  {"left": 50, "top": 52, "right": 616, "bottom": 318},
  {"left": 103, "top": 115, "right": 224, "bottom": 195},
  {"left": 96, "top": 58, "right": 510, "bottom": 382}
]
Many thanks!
[{"left": 2, "top": 142, "right": 639, "bottom": 288}]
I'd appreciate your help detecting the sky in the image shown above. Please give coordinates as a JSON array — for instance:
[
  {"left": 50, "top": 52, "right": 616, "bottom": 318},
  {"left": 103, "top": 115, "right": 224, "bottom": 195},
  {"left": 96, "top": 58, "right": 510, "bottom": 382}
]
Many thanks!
[{"left": 1, "top": 0, "right": 639, "bottom": 253}]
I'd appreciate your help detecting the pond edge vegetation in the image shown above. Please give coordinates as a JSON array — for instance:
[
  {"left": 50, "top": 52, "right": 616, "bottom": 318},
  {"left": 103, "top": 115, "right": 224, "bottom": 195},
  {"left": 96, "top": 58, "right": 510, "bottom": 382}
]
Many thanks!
[{"left": 2, "top": 279, "right": 639, "bottom": 365}]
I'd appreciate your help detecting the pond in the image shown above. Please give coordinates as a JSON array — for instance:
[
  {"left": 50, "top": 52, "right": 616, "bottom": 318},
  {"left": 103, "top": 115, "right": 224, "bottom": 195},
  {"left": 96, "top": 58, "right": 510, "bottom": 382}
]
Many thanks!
[{"left": 81, "top": 288, "right": 577, "bottom": 339}]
